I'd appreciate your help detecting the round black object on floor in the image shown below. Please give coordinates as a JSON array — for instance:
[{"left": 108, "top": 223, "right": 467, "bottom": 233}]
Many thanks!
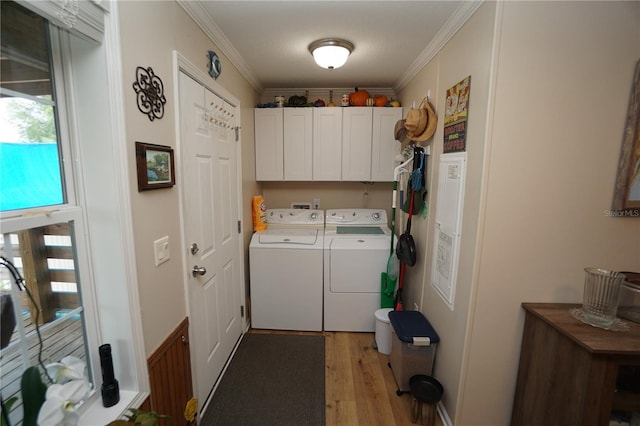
[{"left": 409, "top": 375, "right": 443, "bottom": 403}]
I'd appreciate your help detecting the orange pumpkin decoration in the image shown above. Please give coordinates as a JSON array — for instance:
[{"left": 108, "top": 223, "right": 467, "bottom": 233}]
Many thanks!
[
  {"left": 374, "top": 95, "right": 388, "bottom": 107},
  {"left": 349, "top": 87, "right": 370, "bottom": 106}
]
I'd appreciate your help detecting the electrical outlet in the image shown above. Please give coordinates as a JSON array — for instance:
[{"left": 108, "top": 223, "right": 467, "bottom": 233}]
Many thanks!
[
  {"left": 313, "top": 198, "right": 320, "bottom": 209},
  {"left": 153, "top": 236, "right": 170, "bottom": 266}
]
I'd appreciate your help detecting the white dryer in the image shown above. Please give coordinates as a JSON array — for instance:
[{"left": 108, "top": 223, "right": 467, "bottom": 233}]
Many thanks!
[
  {"left": 249, "top": 209, "right": 324, "bottom": 331},
  {"left": 324, "top": 209, "right": 392, "bottom": 332}
]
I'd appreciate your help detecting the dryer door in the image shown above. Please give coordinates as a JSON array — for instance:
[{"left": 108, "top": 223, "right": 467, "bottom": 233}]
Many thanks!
[{"left": 329, "top": 238, "right": 389, "bottom": 293}]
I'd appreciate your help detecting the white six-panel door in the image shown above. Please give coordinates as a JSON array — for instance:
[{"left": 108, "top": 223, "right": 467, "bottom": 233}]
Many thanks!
[{"left": 178, "top": 71, "right": 242, "bottom": 414}]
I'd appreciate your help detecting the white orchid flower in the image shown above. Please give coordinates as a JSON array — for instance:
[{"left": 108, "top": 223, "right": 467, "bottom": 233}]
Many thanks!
[
  {"left": 45, "top": 356, "right": 86, "bottom": 384},
  {"left": 37, "top": 379, "right": 91, "bottom": 426}
]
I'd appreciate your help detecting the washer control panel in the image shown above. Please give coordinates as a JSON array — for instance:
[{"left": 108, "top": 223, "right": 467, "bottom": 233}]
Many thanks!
[
  {"left": 265, "top": 209, "right": 325, "bottom": 225},
  {"left": 325, "top": 209, "right": 388, "bottom": 225}
]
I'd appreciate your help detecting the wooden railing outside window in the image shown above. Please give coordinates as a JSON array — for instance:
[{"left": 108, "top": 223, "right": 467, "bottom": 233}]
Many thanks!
[{"left": 1, "top": 222, "right": 87, "bottom": 425}]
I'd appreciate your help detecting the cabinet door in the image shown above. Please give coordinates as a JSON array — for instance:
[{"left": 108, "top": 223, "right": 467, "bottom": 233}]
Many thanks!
[
  {"left": 254, "top": 109, "right": 283, "bottom": 180},
  {"left": 371, "top": 108, "right": 402, "bottom": 182},
  {"left": 283, "top": 108, "right": 313, "bottom": 180},
  {"left": 313, "top": 108, "right": 342, "bottom": 181},
  {"left": 342, "top": 107, "right": 373, "bottom": 181}
]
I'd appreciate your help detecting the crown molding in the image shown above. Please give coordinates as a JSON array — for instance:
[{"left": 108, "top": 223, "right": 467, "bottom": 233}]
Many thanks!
[
  {"left": 177, "top": 0, "right": 263, "bottom": 93},
  {"left": 393, "top": 1, "right": 484, "bottom": 93}
]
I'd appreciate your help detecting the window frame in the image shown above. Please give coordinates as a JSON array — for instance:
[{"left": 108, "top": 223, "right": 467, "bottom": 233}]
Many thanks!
[
  {"left": 1, "top": 2, "right": 149, "bottom": 421},
  {"left": 1, "top": 17, "right": 104, "bottom": 418},
  {"left": 65, "top": 2, "right": 151, "bottom": 416}
]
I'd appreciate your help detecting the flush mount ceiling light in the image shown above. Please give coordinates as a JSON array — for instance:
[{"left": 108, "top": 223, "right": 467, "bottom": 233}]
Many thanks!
[{"left": 308, "top": 38, "right": 354, "bottom": 70}]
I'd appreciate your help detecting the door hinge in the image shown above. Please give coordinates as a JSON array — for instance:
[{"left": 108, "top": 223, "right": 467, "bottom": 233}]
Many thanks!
[
  {"left": 235, "top": 126, "right": 240, "bottom": 142},
  {"left": 240, "top": 305, "right": 245, "bottom": 318},
  {"left": 237, "top": 220, "right": 241, "bottom": 233}
]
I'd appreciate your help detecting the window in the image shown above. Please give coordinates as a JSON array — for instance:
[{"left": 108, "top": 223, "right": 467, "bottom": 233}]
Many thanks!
[
  {"left": 1, "top": 2, "right": 95, "bottom": 424},
  {"left": 2, "top": 1, "right": 148, "bottom": 423}
]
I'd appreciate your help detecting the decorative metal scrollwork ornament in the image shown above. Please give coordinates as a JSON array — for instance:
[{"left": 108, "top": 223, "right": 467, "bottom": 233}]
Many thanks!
[
  {"left": 132, "top": 66, "right": 167, "bottom": 121},
  {"left": 57, "top": 0, "right": 79, "bottom": 28}
]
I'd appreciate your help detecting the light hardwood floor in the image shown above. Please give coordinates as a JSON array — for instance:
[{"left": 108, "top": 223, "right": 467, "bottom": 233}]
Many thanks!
[{"left": 249, "top": 329, "right": 443, "bottom": 426}]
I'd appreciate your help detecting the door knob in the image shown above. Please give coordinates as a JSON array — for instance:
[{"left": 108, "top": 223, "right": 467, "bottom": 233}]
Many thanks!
[{"left": 192, "top": 265, "right": 207, "bottom": 277}]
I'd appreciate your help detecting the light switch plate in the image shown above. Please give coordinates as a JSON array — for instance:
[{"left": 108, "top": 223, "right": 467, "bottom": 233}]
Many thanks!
[{"left": 154, "top": 236, "right": 170, "bottom": 266}]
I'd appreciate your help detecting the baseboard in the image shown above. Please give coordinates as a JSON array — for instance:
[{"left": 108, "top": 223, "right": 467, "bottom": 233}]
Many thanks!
[{"left": 437, "top": 401, "right": 453, "bottom": 426}]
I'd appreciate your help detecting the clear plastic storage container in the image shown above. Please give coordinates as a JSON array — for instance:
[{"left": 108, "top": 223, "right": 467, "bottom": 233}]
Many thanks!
[{"left": 389, "top": 310, "right": 440, "bottom": 394}]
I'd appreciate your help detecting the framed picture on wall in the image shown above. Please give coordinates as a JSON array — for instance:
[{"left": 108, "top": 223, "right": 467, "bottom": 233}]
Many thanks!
[
  {"left": 612, "top": 59, "right": 640, "bottom": 215},
  {"left": 135, "top": 142, "right": 175, "bottom": 191}
]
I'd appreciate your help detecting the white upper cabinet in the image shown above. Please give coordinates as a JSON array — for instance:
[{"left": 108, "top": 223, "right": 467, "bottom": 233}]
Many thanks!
[
  {"left": 372, "top": 107, "right": 403, "bottom": 181},
  {"left": 342, "top": 107, "right": 373, "bottom": 181},
  {"left": 255, "top": 108, "right": 283, "bottom": 180},
  {"left": 284, "top": 108, "right": 313, "bottom": 180},
  {"left": 342, "top": 107, "right": 402, "bottom": 182},
  {"left": 313, "top": 108, "right": 342, "bottom": 181},
  {"left": 254, "top": 107, "right": 402, "bottom": 182}
]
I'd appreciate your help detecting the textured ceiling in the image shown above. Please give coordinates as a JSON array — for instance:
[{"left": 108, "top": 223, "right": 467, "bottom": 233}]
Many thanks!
[{"left": 186, "top": 1, "right": 482, "bottom": 91}]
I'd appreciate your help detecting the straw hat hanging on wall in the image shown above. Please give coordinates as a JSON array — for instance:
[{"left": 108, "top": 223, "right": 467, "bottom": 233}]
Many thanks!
[
  {"left": 404, "top": 98, "right": 437, "bottom": 142},
  {"left": 394, "top": 119, "right": 411, "bottom": 144}
]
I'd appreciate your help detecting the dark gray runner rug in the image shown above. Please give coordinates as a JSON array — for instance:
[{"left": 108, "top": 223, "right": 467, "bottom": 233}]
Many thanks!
[{"left": 200, "top": 333, "right": 325, "bottom": 426}]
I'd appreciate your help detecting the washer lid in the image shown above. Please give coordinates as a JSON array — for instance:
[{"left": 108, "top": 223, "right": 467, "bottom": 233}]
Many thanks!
[{"left": 257, "top": 228, "right": 319, "bottom": 245}]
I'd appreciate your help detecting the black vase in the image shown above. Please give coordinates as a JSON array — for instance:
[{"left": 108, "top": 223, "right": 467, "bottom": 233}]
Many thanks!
[{"left": 99, "top": 344, "right": 120, "bottom": 407}]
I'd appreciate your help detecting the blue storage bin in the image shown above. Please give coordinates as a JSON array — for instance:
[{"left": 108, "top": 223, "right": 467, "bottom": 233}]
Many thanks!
[{"left": 388, "top": 310, "right": 440, "bottom": 394}]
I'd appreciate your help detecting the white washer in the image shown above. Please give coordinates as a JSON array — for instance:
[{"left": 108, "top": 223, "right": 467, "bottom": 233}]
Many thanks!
[
  {"left": 324, "top": 209, "right": 392, "bottom": 332},
  {"left": 249, "top": 208, "right": 324, "bottom": 331}
]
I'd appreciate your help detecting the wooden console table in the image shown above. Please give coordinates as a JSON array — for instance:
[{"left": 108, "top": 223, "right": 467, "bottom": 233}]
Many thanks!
[{"left": 511, "top": 303, "right": 640, "bottom": 426}]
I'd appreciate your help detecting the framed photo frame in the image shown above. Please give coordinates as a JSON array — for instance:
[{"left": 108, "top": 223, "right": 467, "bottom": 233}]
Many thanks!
[
  {"left": 135, "top": 142, "right": 175, "bottom": 191},
  {"left": 612, "top": 59, "right": 640, "bottom": 215}
]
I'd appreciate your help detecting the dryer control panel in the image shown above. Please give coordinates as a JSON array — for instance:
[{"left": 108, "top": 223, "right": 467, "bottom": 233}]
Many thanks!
[{"left": 326, "top": 209, "right": 388, "bottom": 225}]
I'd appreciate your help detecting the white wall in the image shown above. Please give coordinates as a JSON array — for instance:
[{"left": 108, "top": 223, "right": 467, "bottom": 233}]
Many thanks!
[
  {"left": 460, "top": 2, "right": 640, "bottom": 424},
  {"left": 400, "top": 1, "right": 640, "bottom": 424},
  {"left": 398, "top": 2, "right": 497, "bottom": 421},
  {"left": 116, "top": 1, "right": 260, "bottom": 355},
  {"left": 262, "top": 181, "right": 392, "bottom": 212}
]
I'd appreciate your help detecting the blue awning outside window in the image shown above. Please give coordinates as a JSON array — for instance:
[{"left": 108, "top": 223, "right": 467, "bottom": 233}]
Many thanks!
[{"left": 0, "top": 142, "right": 63, "bottom": 211}]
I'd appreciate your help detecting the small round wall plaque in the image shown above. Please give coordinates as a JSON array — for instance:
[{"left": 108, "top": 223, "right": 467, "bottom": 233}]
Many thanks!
[{"left": 208, "top": 50, "right": 221, "bottom": 79}]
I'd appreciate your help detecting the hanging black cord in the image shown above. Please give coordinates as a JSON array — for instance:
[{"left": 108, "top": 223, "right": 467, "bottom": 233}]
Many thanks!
[{"left": 1, "top": 256, "right": 53, "bottom": 384}]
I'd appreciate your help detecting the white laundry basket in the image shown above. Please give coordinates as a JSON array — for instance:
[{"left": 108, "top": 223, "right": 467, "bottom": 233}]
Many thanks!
[{"left": 374, "top": 308, "right": 394, "bottom": 354}]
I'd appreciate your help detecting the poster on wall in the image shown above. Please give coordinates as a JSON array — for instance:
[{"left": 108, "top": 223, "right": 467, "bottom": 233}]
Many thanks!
[{"left": 443, "top": 76, "right": 471, "bottom": 154}]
